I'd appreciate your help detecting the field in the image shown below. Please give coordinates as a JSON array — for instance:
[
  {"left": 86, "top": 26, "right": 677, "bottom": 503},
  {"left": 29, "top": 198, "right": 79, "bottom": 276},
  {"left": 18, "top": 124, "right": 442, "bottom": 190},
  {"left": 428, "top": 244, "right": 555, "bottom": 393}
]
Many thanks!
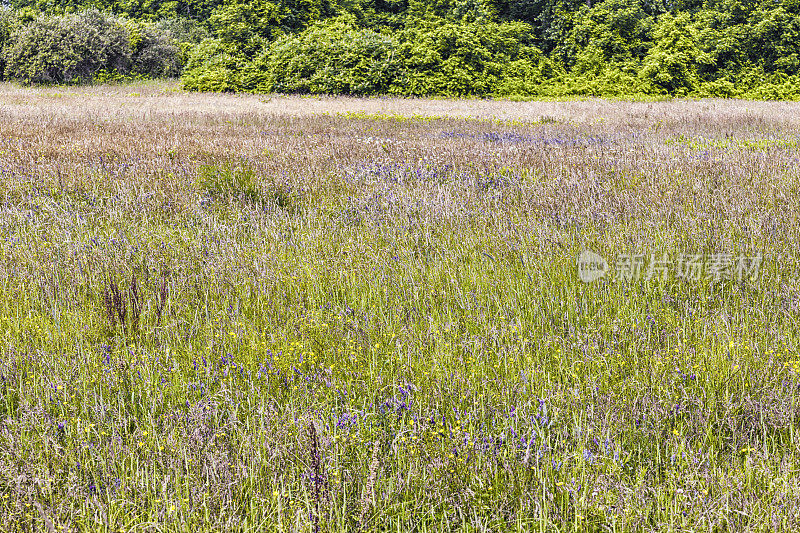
[{"left": 1, "top": 81, "right": 800, "bottom": 532}]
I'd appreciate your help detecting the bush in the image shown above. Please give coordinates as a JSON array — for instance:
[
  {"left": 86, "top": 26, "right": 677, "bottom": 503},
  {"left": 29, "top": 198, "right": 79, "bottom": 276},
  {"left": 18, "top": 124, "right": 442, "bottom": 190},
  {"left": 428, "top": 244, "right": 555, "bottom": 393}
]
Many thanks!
[
  {"left": 4, "top": 9, "right": 131, "bottom": 84},
  {"left": 747, "top": 7, "right": 800, "bottom": 74},
  {"left": 131, "top": 25, "right": 182, "bottom": 78},
  {"left": 697, "top": 77, "right": 736, "bottom": 98},
  {"left": 179, "top": 16, "right": 555, "bottom": 97},
  {"left": 393, "top": 20, "right": 540, "bottom": 96},
  {"left": 265, "top": 18, "right": 402, "bottom": 95},
  {"left": 152, "top": 17, "right": 210, "bottom": 66},
  {"left": 733, "top": 67, "right": 800, "bottom": 100},
  {"left": 0, "top": 9, "right": 20, "bottom": 81},
  {"left": 492, "top": 52, "right": 558, "bottom": 96},
  {"left": 181, "top": 38, "right": 248, "bottom": 92},
  {"left": 2, "top": 9, "right": 195, "bottom": 84},
  {"left": 552, "top": 51, "right": 650, "bottom": 96}
]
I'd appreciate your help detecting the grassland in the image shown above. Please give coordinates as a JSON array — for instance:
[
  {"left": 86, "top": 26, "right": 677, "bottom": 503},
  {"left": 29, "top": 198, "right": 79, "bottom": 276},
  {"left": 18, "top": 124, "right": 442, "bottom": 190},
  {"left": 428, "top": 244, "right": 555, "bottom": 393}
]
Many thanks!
[{"left": 1, "top": 81, "right": 800, "bottom": 532}]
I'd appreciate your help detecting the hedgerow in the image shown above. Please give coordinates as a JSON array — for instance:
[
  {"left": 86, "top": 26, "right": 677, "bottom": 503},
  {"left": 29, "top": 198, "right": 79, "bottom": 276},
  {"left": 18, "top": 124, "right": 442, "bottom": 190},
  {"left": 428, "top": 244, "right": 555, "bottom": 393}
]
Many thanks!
[{"left": 3, "top": 0, "right": 800, "bottom": 98}]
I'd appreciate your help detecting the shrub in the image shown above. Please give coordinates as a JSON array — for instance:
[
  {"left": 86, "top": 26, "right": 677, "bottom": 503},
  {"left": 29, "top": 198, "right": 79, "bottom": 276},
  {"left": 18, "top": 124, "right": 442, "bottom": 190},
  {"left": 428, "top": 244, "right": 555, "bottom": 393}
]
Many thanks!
[
  {"left": 0, "top": 9, "right": 20, "bottom": 81},
  {"left": 131, "top": 25, "right": 182, "bottom": 78},
  {"left": 4, "top": 9, "right": 130, "bottom": 84},
  {"left": 181, "top": 38, "right": 248, "bottom": 92},
  {"left": 697, "top": 77, "right": 736, "bottom": 98},
  {"left": 265, "top": 17, "right": 401, "bottom": 95},
  {"left": 734, "top": 67, "right": 800, "bottom": 100},
  {"left": 207, "top": 0, "right": 280, "bottom": 55},
  {"left": 492, "top": 52, "right": 559, "bottom": 96},
  {"left": 152, "top": 17, "right": 210, "bottom": 66},
  {"left": 747, "top": 7, "right": 800, "bottom": 74},
  {"left": 393, "top": 20, "right": 539, "bottom": 96},
  {"left": 179, "top": 16, "right": 554, "bottom": 97}
]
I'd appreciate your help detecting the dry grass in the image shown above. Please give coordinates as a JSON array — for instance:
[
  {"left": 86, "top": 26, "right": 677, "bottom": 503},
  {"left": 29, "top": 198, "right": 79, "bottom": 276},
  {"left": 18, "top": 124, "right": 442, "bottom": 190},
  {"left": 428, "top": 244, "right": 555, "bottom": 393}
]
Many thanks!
[
  {"left": 5, "top": 80, "right": 800, "bottom": 127},
  {"left": 0, "top": 81, "right": 799, "bottom": 532}
]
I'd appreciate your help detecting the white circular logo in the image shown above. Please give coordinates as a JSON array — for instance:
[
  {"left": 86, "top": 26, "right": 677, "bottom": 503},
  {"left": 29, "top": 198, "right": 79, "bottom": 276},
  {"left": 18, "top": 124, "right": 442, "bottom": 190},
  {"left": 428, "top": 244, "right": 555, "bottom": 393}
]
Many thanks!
[{"left": 577, "top": 250, "right": 608, "bottom": 283}]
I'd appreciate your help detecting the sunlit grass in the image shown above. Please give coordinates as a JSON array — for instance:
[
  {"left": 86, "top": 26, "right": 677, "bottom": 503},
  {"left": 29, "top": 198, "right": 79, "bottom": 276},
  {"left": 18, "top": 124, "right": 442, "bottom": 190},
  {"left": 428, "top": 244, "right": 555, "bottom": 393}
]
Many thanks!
[{"left": 0, "top": 84, "right": 799, "bottom": 531}]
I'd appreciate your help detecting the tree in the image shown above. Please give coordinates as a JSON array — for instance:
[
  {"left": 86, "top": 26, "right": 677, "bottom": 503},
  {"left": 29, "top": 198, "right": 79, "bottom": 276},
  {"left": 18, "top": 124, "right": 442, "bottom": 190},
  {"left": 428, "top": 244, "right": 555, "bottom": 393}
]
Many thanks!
[{"left": 640, "top": 11, "right": 711, "bottom": 94}]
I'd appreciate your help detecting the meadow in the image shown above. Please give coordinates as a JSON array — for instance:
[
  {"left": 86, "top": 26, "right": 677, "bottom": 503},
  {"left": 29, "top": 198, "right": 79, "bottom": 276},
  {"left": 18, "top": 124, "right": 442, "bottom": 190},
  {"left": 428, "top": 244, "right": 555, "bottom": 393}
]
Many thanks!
[{"left": 1, "top": 81, "right": 799, "bottom": 532}]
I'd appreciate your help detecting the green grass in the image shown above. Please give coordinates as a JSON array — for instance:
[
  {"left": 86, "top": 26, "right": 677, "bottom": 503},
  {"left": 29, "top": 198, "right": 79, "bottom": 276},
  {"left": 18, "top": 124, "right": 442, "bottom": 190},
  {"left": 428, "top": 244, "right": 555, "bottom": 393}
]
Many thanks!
[{"left": 0, "top": 90, "right": 799, "bottom": 532}]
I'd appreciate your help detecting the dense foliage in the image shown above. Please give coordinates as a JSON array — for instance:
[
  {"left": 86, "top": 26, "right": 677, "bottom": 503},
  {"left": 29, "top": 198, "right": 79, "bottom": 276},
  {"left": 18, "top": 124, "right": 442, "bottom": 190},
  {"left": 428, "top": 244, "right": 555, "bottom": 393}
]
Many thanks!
[
  {"left": 2, "top": 0, "right": 800, "bottom": 96},
  {"left": 0, "top": 8, "right": 205, "bottom": 83}
]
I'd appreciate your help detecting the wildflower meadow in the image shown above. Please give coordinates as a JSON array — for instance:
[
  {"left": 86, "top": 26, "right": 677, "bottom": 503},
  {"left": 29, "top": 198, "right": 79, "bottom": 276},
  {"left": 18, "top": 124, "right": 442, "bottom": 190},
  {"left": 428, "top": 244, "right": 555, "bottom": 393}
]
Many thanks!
[{"left": 1, "top": 82, "right": 799, "bottom": 531}]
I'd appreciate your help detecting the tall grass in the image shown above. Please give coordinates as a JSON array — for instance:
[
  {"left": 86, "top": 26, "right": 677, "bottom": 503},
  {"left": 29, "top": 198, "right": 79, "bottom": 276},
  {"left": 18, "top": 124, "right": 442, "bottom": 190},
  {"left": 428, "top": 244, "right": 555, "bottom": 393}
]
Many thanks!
[{"left": 0, "top": 82, "right": 799, "bottom": 531}]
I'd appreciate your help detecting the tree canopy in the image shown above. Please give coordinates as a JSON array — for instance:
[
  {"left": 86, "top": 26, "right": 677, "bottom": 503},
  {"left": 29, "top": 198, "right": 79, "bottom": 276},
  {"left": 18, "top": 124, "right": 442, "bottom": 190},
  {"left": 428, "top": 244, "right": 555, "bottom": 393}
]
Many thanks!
[{"left": 2, "top": 0, "right": 799, "bottom": 97}]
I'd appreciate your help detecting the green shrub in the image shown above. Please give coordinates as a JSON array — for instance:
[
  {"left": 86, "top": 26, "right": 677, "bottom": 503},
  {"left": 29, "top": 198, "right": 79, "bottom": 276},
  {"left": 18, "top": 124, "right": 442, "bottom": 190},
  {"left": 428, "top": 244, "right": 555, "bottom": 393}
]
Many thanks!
[
  {"left": 10, "top": 0, "right": 784, "bottom": 98},
  {"left": 78, "top": 9, "right": 132, "bottom": 71},
  {"left": 131, "top": 25, "right": 182, "bottom": 77},
  {"left": 698, "top": 77, "right": 736, "bottom": 98},
  {"left": 0, "top": 9, "right": 20, "bottom": 81},
  {"left": 207, "top": 1, "right": 276, "bottom": 56},
  {"left": 734, "top": 67, "right": 800, "bottom": 100},
  {"left": 4, "top": 9, "right": 131, "bottom": 84},
  {"left": 180, "top": 38, "right": 247, "bottom": 92},
  {"left": 179, "top": 16, "right": 566, "bottom": 98},
  {"left": 152, "top": 17, "right": 210, "bottom": 45},
  {"left": 393, "top": 20, "right": 540, "bottom": 96},
  {"left": 492, "top": 52, "right": 559, "bottom": 96},
  {"left": 152, "top": 17, "right": 210, "bottom": 66},
  {"left": 251, "top": 17, "right": 550, "bottom": 97},
  {"left": 265, "top": 17, "right": 401, "bottom": 95},
  {"left": 561, "top": 61, "right": 649, "bottom": 96}
]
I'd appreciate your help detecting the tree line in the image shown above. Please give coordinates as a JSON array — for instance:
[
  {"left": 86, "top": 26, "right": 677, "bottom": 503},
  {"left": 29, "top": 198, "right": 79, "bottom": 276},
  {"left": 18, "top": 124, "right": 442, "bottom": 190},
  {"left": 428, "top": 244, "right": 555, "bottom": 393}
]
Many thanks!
[{"left": 1, "top": 0, "right": 799, "bottom": 97}]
